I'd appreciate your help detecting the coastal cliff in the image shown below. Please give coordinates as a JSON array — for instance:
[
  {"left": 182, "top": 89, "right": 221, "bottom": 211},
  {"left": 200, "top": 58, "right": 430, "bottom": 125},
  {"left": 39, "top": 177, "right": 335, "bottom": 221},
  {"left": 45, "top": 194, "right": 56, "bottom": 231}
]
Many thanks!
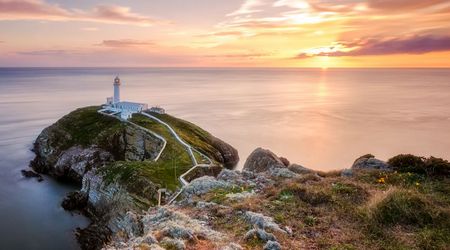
[
  {"left": 29, "top": 106, "right": 239, "bottom": 249},
  {"left": 29, "top": 106, "right": 450, "bottom": 250}
]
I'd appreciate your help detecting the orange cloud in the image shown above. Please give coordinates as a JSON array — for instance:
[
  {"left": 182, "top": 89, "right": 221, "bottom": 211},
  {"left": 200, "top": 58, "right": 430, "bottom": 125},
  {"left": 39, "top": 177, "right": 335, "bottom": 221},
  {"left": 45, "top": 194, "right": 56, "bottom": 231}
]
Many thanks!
[
  {"left": 96, "top": 39, "right": 155, "bottom": 48},
  {"left": 0, "top": 0, "right": 163, "bottom": 26}
]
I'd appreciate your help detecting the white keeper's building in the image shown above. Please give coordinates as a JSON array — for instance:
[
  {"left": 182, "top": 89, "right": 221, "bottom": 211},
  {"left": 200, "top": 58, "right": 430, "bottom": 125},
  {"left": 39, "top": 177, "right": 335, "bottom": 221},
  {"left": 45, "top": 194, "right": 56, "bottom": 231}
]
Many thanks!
[{"left": 104, "top": 76, "right": 148, "bottom": 119}]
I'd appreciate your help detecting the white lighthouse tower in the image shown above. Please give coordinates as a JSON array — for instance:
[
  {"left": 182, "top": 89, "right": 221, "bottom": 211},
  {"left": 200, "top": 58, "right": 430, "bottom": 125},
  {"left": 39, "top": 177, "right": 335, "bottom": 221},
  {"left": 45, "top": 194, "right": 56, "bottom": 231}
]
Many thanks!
[
  {"left": 104, "top": 76, "right": 150, "bottom": 120},
  {"left": 113, "top": 76, "right": 121, "bottom": 103}
]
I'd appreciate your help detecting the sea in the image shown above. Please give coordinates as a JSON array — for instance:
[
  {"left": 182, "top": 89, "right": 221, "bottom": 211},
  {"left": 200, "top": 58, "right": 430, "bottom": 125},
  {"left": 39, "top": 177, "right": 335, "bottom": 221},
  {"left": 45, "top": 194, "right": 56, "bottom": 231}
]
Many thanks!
[{"left": 0, "top": 68, "right": 449, "bottom": 249}]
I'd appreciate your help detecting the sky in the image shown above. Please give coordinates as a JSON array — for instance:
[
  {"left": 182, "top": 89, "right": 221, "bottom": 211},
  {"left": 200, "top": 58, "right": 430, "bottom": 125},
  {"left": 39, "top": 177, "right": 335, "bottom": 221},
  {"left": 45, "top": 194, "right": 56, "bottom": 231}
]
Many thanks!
[{"left": 0, "top": 0, "right": 449, "bottom": 67}]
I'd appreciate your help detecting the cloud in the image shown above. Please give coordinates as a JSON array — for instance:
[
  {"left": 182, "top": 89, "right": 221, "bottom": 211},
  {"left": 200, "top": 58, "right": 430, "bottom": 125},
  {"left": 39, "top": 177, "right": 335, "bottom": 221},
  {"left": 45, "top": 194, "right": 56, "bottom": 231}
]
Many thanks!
[
  {"left": 227, "top": 0, "right": 266, "bottom": 16},
  {"left": 96, "top": 39, "right": 154, "bottom": 48},
  {"left": 16, "top": 49, "right": 81, "bottom": 56},
  {"left": 204, "top": 52, "right": 270, "bottom": 59},
  {"left": 0, "top": 0, "right": 163, "bottom": 26},
  {"left": 367, "top": 0, "right": 449, "bottom": 11},
  {"left": 297, "top": 35, "right": 450, "bottom": 58}
]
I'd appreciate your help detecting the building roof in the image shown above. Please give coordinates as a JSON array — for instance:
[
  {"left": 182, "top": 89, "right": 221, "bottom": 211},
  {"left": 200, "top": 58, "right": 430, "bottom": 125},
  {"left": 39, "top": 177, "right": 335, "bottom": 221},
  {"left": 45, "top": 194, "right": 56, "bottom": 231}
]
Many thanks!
[{"left": 116, "top": 101, "right": 147, "bottom": 107}]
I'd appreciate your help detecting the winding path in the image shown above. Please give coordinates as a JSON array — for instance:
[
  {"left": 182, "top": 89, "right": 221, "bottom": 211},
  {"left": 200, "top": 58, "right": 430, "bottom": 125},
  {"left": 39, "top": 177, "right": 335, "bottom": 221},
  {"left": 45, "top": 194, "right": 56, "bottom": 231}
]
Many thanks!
[{"left": 98, "top": 108, "right": 215, "bottom": 204}]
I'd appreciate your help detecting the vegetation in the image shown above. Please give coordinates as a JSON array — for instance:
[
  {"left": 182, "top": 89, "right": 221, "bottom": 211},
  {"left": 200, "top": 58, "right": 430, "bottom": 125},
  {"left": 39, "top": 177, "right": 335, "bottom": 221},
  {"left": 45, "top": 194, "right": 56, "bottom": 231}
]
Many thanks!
[
  {"left": 51, "top": 106, "right": 124, "bottom": 151},
  {"left": 388, "top": 154, "right": 450, "bottom": 178},
  {"left": 146, "top": 111, "right": 221, "bottom": 164},
  {"left": 100, "top": 113, "right": 196, "bottom": 192},
  {"left": 192, "top": 155, "right": 450, "bottom": 249}
]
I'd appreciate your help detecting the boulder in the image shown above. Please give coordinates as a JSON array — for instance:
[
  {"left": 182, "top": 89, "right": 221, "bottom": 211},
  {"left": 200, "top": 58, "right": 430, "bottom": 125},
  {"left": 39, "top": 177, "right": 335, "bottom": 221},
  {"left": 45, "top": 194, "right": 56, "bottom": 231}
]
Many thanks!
[
  {"left": 243, "top": 229, "right": 277, "bottom": 243},
  {"left": 243, "top": 148, "right": 286, "bottom": 173},
  {"left": 244, "top": 211, "right": 285, "bottom": 233},
  {"left": 264, "top": 240, "right": 282, "bottom": 250},
  {"left": 54, "top": 146, "right": 113, "bottom": 183},
  {"left": 62, "top": 191, "right": 88, "bottom": 211},
  {"left": 341, "top": 168, "right": 353, "bottom": 177},
  {"left": 351, "top": 154, "right": 391, "bottom": 171},
  {"left": 288, "top": 164, "right": 314, "bottom": 174},
  {"left": 183, "top": 176, "right": 232, "bottom": 197},
  {"left": 279, "top": 157, "right": 290, "bottom": 167},
  {"left": 269, "top": 167, "right": 298, "bottom": 178}
]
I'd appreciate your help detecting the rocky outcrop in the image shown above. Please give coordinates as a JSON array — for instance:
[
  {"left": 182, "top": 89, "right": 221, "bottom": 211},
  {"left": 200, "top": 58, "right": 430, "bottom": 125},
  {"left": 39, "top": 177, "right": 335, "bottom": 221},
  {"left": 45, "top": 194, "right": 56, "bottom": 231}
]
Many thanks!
[
  {"left": 209, "top": 136, "right": 240, "bottom": 169},
  {"left": 351, "top": 154, "right": 391, "bottom": 171},
  {"left": 29, "top": 106, "right": 241, "bottom": 250},
  {"left": 243, "top": 148, "right": 286, "bottom": 173},
  {"left": 54, "top": 146, "right": 113, "bottom": 183},
  {"left": 107, "top": 207, "right": 237, "bottom": 249}
]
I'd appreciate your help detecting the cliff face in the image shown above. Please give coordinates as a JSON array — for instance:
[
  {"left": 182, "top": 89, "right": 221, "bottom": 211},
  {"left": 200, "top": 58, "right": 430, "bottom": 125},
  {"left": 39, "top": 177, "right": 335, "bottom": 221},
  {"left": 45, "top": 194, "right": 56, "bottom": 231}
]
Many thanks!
[{"left": 30, "top": 106, "right": 240, "bottom": 249}]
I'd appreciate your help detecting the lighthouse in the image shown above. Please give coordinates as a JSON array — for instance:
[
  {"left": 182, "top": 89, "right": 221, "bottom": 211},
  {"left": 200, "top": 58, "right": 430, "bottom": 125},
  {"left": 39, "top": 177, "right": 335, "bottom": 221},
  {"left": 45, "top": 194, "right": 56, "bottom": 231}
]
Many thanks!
[
  {"left": 104, "top": 76, "right": 150, "bottom": 120},
  {"left": 113, "top": 76, "right": 121, "bottom": 103}
]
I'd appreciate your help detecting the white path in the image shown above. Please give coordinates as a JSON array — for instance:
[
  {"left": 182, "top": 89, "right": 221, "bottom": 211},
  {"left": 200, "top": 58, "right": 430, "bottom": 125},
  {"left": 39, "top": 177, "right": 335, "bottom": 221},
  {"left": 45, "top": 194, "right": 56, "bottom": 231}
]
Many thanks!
[
  {"left": 98, "top": 109, "right": 216, "bottom": 205},
  {"left": 97, "top": 109, "right": 167, "bottom": 162}
]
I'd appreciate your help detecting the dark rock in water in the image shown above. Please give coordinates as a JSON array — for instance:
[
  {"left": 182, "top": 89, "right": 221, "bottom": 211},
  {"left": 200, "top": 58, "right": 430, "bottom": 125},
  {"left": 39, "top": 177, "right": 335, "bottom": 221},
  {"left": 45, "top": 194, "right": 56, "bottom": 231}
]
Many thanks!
[
  {"left": 21, "top": 169, "right": 43, "bottom": 181},
  {"left": 351, "top": 154, "right": 391, "bottom": 170},
  {"left": 288, "top": 164, "right": 314, "bottom": 174},
  {"left": 76, "top": 223, "right": 111, "bottom": 250},
  {"left": 62, "top": 191, "right": 88, "bottom": 211},
  {"left": 243, "top": 148, "right": 286, "bottom": 173}
]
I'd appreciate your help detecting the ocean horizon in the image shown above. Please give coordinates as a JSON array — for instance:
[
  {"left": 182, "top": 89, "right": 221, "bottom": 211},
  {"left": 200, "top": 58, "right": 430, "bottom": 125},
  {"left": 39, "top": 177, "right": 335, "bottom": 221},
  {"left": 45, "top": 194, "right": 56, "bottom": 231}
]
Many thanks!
[{"left": 1, "top": 67, "right": 449, "bottom": 249}]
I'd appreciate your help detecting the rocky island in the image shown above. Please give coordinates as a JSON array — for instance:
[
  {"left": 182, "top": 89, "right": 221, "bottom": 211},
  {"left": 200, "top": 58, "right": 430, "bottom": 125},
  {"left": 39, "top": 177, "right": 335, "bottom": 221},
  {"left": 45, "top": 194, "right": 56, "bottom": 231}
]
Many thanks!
[{"left": 28, "top": 106, "right": 450, "bottom": 250}]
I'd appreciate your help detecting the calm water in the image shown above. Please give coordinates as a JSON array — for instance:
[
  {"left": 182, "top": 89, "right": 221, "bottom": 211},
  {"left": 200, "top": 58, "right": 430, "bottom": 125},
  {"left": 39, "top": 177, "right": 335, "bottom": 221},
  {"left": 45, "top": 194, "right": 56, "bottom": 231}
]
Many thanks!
[{"left": 0, "top": 68, "right": 449, "bottom": 248}]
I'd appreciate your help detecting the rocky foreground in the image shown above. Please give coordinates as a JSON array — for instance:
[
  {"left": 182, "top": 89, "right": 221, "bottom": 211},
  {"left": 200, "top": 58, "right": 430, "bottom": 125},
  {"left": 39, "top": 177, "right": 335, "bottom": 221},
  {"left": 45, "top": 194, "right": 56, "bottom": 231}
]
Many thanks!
[{"left": 27, "top": 107, "right": 450, "bottom": 250}]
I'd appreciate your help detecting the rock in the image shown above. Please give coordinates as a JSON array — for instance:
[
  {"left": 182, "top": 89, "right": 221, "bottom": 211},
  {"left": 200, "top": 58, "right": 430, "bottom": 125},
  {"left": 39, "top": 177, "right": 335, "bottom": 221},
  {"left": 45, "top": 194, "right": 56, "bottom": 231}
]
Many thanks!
[
  {"left": 62, "top": 191, "right": 88, "bottom": 211},
  {"left": 269, "top": 167, "right": 298, "bottom": 178},
  {"left": 76, "top": 223, "right": 112, "bottom": 250},
  {"left": 183, "top": 176, "right": 232, "bottom": 197},
  {"left": 288, "top": 164, "right": 314, "bottom": 174},
  {"left": 243, "top": 148, "right": 286, "bottom": 173},
  {"left": 279, "top": 157, "right": 290, "bottom": 167},
  {"left": 351, "top": 154, "right": 391, "bottom": 170},
  {"left": 222, "top": 243, "right": 243, "bottom": 250},
  {"left": 21, "top": 169, "right": 43, "bottom": 181},
  {"left": 141, "top": 207, "right": 225, "bottom": 243},
  {"left": 341, "top": 168, "right": 353, "bottom": 177},
  {"left": 112, "top": 211, "right": 143, "bottom": 238},
  {"left": 141, "top": 232, "right": 158, "bottom": 245},
  {"left": 243, "top": 229, "right": 277, "bottom": 243},
  {"left": 226, "top": 191, "right": 255, "bottom": 201},
  {"left": 54, "top": 146, "right": 113, "bottom": 183},
  {"left": 217, "top": 169, "right": 243, "bottom": 183},
  {"left": 264, "top": 240, "right": 282, "bottom": 250},
  {"left": 160, "top": 237, "right": 185, "bottom": 250},
  {"left": 161, "top": 225, "right": 194, "bottom": 240},
  {"left": 244, "top": 211, "right": 285, "bottom": 233},
  {"left": 209, "top": 136, "right": 240, "bottom": 169}
]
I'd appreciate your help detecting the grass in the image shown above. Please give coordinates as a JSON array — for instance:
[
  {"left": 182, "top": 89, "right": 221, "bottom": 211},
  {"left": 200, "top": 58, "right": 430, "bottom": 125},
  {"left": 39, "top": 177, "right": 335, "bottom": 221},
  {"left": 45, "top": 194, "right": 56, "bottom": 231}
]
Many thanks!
[
  {"left": 189, "top": 157, "right": 450, "bottom": 250},
  {"left": 51, "top": 106, "right": 124, "bottom": 151},
  {"left": 145, "top": 112, "right": 221, "bottom": 164}
]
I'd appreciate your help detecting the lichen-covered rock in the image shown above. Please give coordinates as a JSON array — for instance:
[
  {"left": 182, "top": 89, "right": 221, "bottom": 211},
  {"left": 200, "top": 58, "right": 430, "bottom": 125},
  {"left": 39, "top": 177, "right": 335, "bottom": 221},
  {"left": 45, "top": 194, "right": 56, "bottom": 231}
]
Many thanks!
[
  {"left": 341, "top": 168, "right": 353, "bottom": 177},
  {"left": 54, "top": 146, "right": 113, "bottom": 183},
  {"left": 243, "top": 229, "right": 277, "bottom": 243},
  {"left": 269, "top": 167, "right": 298, "bottom": 178},
  {"left": 288, "top": 164, "right": 314, "bottom": 174},
  {"left": 352, "top": 154, "right": 391, "bottom": 170},
  {"left": 264, "top": 240, "right": 282, "bottom": 250},
  {"left": 183, "top": 176, "right": 232, "bottom": 197},
  {"left": 226, "top": 191, "right": 255, "bottom": 201},
  {"left": 243, "top": 148, "right": 286, "bottom": 173},
  {"left": 244, "top": 211, "right": 285, "bottom": 233}
]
